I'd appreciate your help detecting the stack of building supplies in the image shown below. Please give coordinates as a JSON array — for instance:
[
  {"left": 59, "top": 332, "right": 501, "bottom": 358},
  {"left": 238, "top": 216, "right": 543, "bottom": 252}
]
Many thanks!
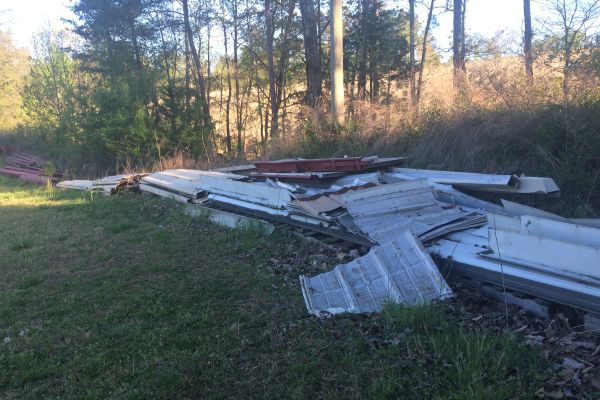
[
  {"left": 56, "top": 158, "right": 600, "bottom": 318},
  {"left": 57, "top": 174, "right": 142, "bottom": 194},
  {"left": 0, "top": 147, "right": 62, "bottom": 185}
]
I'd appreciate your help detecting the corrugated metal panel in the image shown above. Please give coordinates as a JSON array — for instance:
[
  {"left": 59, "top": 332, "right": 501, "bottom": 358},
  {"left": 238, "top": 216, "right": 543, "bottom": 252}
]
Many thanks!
[
  {"left": 339, "top": 179, "right": 486, "bottom": 243},
  {"left": 300, "top": 231, "right": 452, "bottom": 316}
]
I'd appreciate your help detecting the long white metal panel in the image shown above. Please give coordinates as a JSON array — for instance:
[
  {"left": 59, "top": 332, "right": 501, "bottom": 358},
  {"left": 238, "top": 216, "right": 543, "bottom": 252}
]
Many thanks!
[
  {"left": 144, "top": 170, "right": 293, "bottom": 209},
  {"left": 488, "top": 212, "right": 600, "bottom": 248},
  {"left": 389, "top": 168, "right": 514, "bottom": 186},
  {"left": 501, "top": 200, "right": 600, "bottom": 229},
  {"left": 488, "top": 229, "right": 600, "bottom": 279},
  {"left": 430, "top": 238, "right": 600, "bottom": 291},
  {"left": 141, "top": 174, "right": 203, "bottom": 197}
]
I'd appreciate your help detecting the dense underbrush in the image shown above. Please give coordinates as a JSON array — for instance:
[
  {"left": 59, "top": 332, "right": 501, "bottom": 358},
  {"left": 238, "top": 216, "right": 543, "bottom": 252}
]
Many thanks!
[{"left": 271, "top": 100, "right": 600, "bottom": 217}]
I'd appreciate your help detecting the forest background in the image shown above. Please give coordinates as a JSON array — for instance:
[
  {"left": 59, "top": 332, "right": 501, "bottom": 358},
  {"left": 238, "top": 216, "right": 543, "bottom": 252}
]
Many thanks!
[{"left": 0, "top": 0, "right": 599, "bottom": 215}]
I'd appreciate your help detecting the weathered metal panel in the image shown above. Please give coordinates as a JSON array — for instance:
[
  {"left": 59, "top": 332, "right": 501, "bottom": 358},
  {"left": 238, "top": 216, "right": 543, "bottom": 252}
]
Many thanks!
[
  {"left": 389, "top": 168, "right": 514, "bottom": 186},
  {"left": 162, "top": 169, "right": 246, "bottom": 181},
  {"left": 484, "top": 212, "right": 600, "bottom": 279},
  {"left": 387, "top": 168, "right": 560, "bottom": 194},
  {"left": 429, "top": 236, "right": 600, "bottom": 314},
  {"left": 489, "top": 212, "right": 600, "bottom": 248},
  {"left": 300, "top": 231, "right": 452, "bottom": 316},
  {"left": 339, "top": 179, "right": 486, "bottom": 243},
  {"left": 57, "top": 180, "right": 95, "bottom": 190},
  {"left": 143, "top": 169, "right": 293, "bottom": 209},
  {"left": 487, "top": 229, "right": 600, "bottom": 280},
  {"left": 141, "top": 174, "right": 204, "bottom": 198},
  {"left": 501, "top": 200, "right": 600, "bottom": 229},
  {"left": 255, "top": 157, "right": 363, "bottom": 173},
  {"left": 294, "top": 196, "right": 344, "bottom": 216},
  {"left": 207, "top": 194, "right": 290, "bottom": 216}
]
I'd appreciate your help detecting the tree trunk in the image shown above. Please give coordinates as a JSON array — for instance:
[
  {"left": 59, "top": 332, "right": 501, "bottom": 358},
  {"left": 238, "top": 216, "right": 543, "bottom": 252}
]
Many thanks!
[
  {"left": 185, "top": 31, "right": 191, "bottom": 123},
  {"left": 563, "top": 31, "right": 571, "bottom": 105},
  {"left": 207, "top": 20, "right": 212, "bottom": 109},
  {"left": 299, "top": 0, "right": 322, "bottom": 106},
  {"left": 415, "top": 0, "right": 435, "bottom": 106},
  {"left": 408, "top": 0, "right": 416, "bottom": 107},
  {"left": 523, "top": 0, "right": 533, "bottom": 82},
  {"left": 330, "top": 0, "right": 344, "bottom": 123},
  {"left": 452, "top": 0, "right": 466, "bottom": 93},
  {"left": 233, "top": 0, "right": 243, "bottom": 158},
  {"left": 265, "top": 0, "right": 278, "bottom": 138},
  {"left": 357, "top": 0, "right": 369, "bottom": 99},
  {"left": 182, "top": 0, "right": 211, "bottom": 128},
  {"left": 222, "top": 16, "right": 232, "bottom": 153}
]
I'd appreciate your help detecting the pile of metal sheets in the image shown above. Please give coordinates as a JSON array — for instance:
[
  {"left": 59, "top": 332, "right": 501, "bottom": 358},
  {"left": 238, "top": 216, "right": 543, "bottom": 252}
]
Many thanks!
[
  {"left": 140, "top": 169, "right": 294, "bottom": 211},
  {"left": 55, "top": 156, "right": 600, "bottom": 316},
  {"left": 0, "top": 146, "right": 62, "bottom": 185}
]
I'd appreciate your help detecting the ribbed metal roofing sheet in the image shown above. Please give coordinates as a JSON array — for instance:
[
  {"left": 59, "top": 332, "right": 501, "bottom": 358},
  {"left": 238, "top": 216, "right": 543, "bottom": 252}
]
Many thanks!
[
  {"left": 339, "top": 179, "right": 486, "bottom": 243},
  {"left": 300, "top": 231, "right": 452, "bottom": 315}
]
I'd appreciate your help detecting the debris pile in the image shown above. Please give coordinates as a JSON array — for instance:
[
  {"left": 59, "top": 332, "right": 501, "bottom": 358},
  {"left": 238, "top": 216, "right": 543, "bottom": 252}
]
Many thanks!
[
  {"left": 0, "top": 146, "right": 62, "bottom": 185},
  {"left": 57, "top": 156, "right": 600, "bottom": 326},
  {"left": 57, "top": 174, "right": 143, "bottom": 194}
]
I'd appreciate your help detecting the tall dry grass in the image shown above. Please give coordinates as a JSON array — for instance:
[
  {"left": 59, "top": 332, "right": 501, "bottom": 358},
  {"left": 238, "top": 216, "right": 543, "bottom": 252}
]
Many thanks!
[{"left": 271, "top": 57, "right": 600, "bottom": 216}]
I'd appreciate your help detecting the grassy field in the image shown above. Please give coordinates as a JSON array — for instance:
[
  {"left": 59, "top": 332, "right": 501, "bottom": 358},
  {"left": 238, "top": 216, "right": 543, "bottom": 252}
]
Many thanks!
[{"left": 0, "top": 175, "right": 549, "bottom": 399}]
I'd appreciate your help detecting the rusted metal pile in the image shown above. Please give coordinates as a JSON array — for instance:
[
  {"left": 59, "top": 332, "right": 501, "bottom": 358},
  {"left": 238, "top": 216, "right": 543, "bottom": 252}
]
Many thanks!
[
  {"left": 56, "top": 156, "right": 600, "bottom": 325},
  {"left": 0, "top": 146, "right": 62, "bottom": 185}
]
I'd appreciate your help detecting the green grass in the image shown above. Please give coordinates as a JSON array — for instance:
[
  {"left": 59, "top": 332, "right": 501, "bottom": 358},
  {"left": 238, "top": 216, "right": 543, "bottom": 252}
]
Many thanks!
[{"left": 0, "top": 175, "right": 548, "bottom": 399}]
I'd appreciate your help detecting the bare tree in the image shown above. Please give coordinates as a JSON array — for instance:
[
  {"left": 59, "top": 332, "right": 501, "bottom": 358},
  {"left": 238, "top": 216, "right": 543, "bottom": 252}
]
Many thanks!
[
  {"left": 539, "top": 0, "right": 600, "bottom": 104},
  {"left": 182, "top": 0, "right": 211, "bottom": 127},
  {"left": 265, "top": 0, "right": 278, "bottom": 138},
  {"left": 409, "top": 0, "right": 416, "bottom": 107},
  {"left": 221, "top": 4, "right": 233, "bottom": 153},
  {"left": 524, "top": 0, "right": 534, "bottom": 82},
  {"left": 231, "top": 0, "right": 243, "bottom": 157},
  {"left": 415, "top": 0, "right": 436, "bottom": 106}
]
